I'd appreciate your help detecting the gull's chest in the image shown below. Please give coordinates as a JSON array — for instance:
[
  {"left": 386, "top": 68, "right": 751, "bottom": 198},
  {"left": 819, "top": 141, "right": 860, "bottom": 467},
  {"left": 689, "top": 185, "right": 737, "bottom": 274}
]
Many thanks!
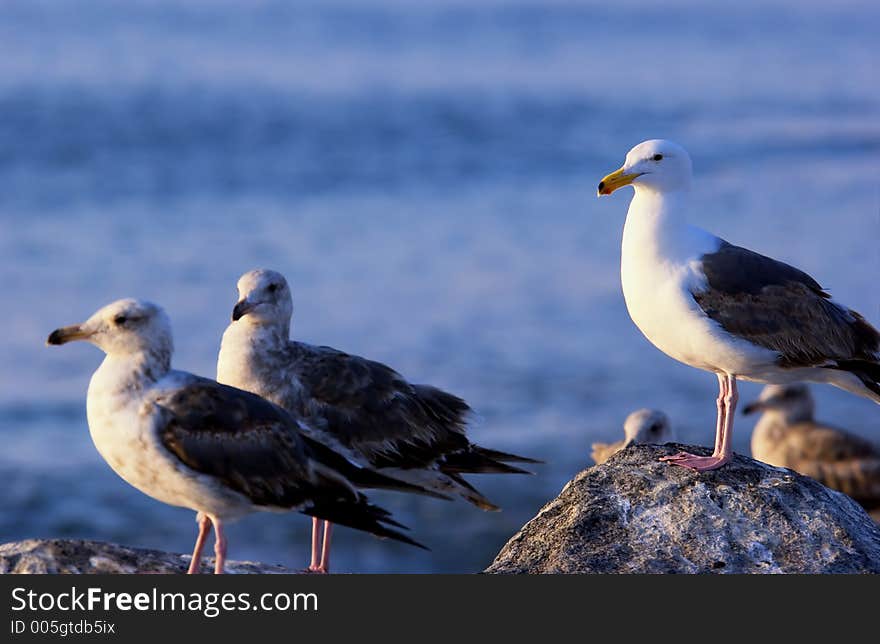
[
  {"left": 217, "top": 330, "right": 303, "bottom": 410},
  {"left": 749, "top": 418, "right": 790, "bottom": 466},
  {"left": 619, "top": 218, "right": 779, "bottom": 375},
  {"left": 617, "top": 203, "right": 767, "bottom": 374},
  {"left": 86, "top": 365, "right": 154, "bottom": 478},
  {"left": 86, "top": 367, "right": 218, "bottom": 512},
  {"left": 621, "top": 248, "right": 715, "bottom": 368}
]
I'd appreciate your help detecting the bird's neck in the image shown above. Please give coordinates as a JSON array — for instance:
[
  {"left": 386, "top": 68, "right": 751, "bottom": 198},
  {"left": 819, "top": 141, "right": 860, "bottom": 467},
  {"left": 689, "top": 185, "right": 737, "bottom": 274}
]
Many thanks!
[
  {"left": 622, "top": 187, "right": 695, "bottom": 259},
  {"left": 89, "top": 351, "right": 170, "bottom": 402},
  {"left": 223, "top": 318, "right": 289, "bottom": 350},
  {"left": 628, "top": 186, "right": 690, "bottom": 228},
  {"left": 760, "top": 407, "right": 814, "bottom": 426},
  {"left": 218, "top": 318, "right": 289, "bottom": 385}
]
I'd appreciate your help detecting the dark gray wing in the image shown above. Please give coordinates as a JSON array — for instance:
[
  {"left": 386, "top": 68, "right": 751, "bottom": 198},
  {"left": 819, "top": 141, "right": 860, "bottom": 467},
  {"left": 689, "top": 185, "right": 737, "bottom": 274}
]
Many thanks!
[
  {"left": 289, "top": 343, "right": 472, "bottom": 468},
  {"left": 151, "top": 377, "right": 427, "bottom": 547},
  {"left": 290, "top": 343, "right": 540, "bottom": 473},
  {"left": 694, "top": 241, "right": 880, "bottom": 376},
  {"left": 151, "top": 377, "right": 340, "bottom": 509}
]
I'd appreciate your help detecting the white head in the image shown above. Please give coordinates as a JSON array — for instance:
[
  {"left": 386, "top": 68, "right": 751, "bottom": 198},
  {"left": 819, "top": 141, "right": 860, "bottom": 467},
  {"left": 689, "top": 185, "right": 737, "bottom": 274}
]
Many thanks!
[
  {"left": 742, "top": 384, "right": 815, "bottom": 424},
  {"left": 598, "top": 139, "right": 693, "bottom": 197},
  {"left": 231, "top": 269, "right": 293, "bottom": 331},
  {"left": 622, "top": 408, "right": 674, "bottom": 445},
  {"left": 47, "top": 299, "right": 173, "bottom": 368}
]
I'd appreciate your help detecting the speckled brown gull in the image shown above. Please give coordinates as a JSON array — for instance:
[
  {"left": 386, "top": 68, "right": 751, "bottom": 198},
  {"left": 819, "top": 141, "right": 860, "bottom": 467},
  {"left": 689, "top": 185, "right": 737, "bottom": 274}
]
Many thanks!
[
  {"left": 217, "top": 269, "right": 540, "bottom": 572},
  {"left": 47, "top": 299, "right": 425, "bottom": 574},
  {"left": 744, "top": 384, "right": 880, "bottom": 518},
  {"left": 591, "top": 409, "right": 675, "bottom": 465}
]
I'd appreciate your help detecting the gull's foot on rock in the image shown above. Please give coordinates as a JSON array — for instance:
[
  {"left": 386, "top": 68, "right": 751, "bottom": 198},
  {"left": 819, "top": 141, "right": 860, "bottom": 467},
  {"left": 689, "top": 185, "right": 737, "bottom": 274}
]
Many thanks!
[{"left": 659, "top": 451, "right": 730, "bottom": 472}]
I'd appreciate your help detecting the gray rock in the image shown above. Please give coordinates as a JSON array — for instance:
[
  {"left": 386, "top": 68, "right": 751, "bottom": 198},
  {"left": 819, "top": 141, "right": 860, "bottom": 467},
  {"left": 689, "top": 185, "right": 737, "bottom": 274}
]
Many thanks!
[
  {"left": 486, "top": 443, "right": 880, "bottom": 574},
  {"left": 0, "top": 539, "right": 299, "bottom": 574}
]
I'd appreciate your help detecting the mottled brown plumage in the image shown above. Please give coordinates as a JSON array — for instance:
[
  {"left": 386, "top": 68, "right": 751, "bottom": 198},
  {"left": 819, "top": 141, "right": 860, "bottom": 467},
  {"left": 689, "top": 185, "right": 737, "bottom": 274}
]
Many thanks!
[
  {"left": 746, "top": 384, "right": 880, "bottom": 515},
  {"left": 218, "top": 269, "right": 539, "bottom": 570},
  {"left": 218, "top": 269, "right": 540, "bottom": 513},
  {"left": 153, "top": 377, "right": 425, "bottom": 546},
  {"left": 156, "top": 379, "right": 332, "bottom": 509},
  {"left": 285, "top": 343, "right": 475, "bottom": 469},
  {"left": 48, "top": 298, "right": 426, "bottom": 576}
]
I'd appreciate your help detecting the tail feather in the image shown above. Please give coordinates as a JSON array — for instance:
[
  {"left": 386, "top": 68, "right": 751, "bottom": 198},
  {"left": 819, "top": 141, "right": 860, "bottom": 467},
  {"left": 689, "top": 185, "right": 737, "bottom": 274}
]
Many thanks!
[
  {"left": 471, "top": 446, "right": 543, "bottom": 465},
  {"left": 440, "top": 453, "right": 533, "bottom": 475},
  {"left": 376, "top": 466, "right": 501, "bottom": 512},
  {"left": 303, "top": 436, "right": 451, "bottom": 500},
  {"left": 444, "top": 473, "right": 501, "bottom": 512},
  {"left": 346, "top": 466, "right": 453, "bottom": 501},
  {"left": 302, "top": 499, "right": 428, "bottom": 550},
  {"left": 439, "top": 446, "right": 537, "bottom": 475},
  {"left": 830, "top": 360, "right": 880, "bottom": 403}
]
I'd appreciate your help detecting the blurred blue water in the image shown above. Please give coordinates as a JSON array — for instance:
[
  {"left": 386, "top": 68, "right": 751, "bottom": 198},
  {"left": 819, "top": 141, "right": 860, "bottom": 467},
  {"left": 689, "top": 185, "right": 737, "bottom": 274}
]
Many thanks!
[{"left": 1, "top": 0, "right": 878, "bottom": 572}]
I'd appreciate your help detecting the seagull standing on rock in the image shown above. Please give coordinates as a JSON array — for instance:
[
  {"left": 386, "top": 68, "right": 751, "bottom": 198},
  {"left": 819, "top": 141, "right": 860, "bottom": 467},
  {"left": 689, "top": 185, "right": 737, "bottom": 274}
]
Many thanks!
[
  {"left": 47, "top": 299, "right": 427, "bottom": 573},
  {"left": 217, "top": 269, "right": 540, "bottom": 573},
  {"left": 598, "top": 139, "right": 880, "bottom": 472}
]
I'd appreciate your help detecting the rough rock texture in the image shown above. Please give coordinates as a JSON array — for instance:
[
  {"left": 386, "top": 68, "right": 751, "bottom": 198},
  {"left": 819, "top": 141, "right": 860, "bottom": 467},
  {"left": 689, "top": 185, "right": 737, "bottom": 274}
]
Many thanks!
[
  {"left": 486, "top": 443, "right": 880, "bottom": 574},
  {"left": 0, "top": 539, "right": 298, "bottom": 574}
]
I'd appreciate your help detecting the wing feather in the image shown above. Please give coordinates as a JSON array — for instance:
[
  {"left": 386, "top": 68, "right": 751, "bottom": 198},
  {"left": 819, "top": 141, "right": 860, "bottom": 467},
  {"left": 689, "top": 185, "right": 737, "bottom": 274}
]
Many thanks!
[{"left": 694, "top": 241, "right": 880, "bottom": 369}]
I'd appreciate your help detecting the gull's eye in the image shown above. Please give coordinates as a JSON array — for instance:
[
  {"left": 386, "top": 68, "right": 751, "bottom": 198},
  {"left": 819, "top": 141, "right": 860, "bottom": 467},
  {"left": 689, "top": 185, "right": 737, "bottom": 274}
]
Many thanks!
[
  {"left": 267, "top": 283, "right": 279, "bottom": 294},
  {"left": 113, "top": 315, "right": 128, "bottom": 326},
  {"left": 652, "top": 153, "right": 663, "bottom": 161}
]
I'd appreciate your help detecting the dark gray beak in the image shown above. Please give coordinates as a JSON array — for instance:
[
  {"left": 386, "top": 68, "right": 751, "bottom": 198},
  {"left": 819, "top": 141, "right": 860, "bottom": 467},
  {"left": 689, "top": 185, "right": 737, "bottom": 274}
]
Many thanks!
[
  {"left": 742, "top": 401, "right": 764, "bottom": 416},
  {"left": 231, "top": 299, "right": 255, "bottom": 322}
]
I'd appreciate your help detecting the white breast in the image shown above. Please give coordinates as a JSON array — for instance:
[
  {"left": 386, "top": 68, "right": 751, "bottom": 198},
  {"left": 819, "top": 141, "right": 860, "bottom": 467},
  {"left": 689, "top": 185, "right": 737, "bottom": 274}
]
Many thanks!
[
  {"left": 750, "top": 416, "right": 789, "bottom": 466},
  {"left": 620, "top": 191, "right": 778, "bottom": 376},
  {"left": 217, "top": 321, "right": 303, "bottom": 411},
  {"left": 217, "top": 321, "right": 262, "bottom": 391},
  {"left": 86, "top": 361, "right": 253, "bottom": 519}
]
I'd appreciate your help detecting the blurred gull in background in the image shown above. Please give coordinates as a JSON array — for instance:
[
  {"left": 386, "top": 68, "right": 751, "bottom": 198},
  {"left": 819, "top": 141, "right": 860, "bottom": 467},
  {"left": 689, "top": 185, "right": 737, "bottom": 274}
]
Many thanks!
[
  {"left": 744, "top": 384, "right": 880, "bottom": 520},
  {"left": 591, "top": 408, "right": 674, "bottom": 465}
]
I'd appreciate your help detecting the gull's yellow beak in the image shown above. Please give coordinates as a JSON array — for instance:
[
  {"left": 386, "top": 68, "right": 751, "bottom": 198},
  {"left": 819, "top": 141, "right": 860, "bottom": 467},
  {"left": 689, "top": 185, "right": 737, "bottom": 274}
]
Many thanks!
[{"left": 597, "top": 167, "right": 640, "bottom": 196}]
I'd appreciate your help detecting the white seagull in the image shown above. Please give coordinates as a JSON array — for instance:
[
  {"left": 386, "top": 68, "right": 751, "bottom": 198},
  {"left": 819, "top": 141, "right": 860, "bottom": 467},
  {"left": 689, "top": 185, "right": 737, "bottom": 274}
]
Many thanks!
[
  {"left": 217, "top": 269, "right": 540, "bottom": 573},
  {"left": 47, "top": 299, "right": 427, "bottom": 573},
  {"left": 598, "top": 139, "right": 880, "bottom": 471},
  {"left": 744, "top": 384, "right": 880, "bottom": 516},
  {"left": 591, "top": 408, "right": 675, "bottom": 465}
]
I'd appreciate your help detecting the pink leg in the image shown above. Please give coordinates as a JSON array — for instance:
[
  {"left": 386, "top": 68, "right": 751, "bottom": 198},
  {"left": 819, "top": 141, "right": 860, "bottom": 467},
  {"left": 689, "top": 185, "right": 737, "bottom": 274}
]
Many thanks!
[
  {"left": 318, "top": 522, "right": 333, "bottom": 574},
  {"left": 307, "top": 520, "right": 332, "bottom": 574},
  {"left": 212, "top": 517, "right": 227, "bottom": 575},
  {"left": 661, "top": 374, "right": 737, "bottom": 472},
  {"left": 187, "top": 512, "right": 212, "bottom": 574},
  {"left": 307, "top": 516, "right": 322, "bottom": 572},
  {"left": 712, "top": 373, "right": 728, "bottom": 454}
]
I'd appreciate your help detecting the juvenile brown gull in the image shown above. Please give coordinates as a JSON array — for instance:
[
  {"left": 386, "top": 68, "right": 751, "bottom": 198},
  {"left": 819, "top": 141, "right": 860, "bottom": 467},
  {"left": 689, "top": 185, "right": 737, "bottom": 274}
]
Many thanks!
[
  {"left": 591, "top": 409, "right": 675, "bottom": 465},
  {"left": 744, "top": 384, "right": 880, "bottom": 517},
  {"left": 47, "top": 298, "right": 426, "bottom": 574},
  {"left": 217, "top": 269, "right": 540, "bottom": 573}
]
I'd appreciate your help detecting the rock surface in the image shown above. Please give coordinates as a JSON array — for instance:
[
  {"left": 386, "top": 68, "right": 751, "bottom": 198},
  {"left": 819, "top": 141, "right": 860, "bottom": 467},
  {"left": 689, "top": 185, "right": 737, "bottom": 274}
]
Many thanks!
[
  {"left": 486, "top": 443, "right": 880, "bottom": 574},
  {"left": 0, "top": 539, "right": 298, "bottom": 574}
]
